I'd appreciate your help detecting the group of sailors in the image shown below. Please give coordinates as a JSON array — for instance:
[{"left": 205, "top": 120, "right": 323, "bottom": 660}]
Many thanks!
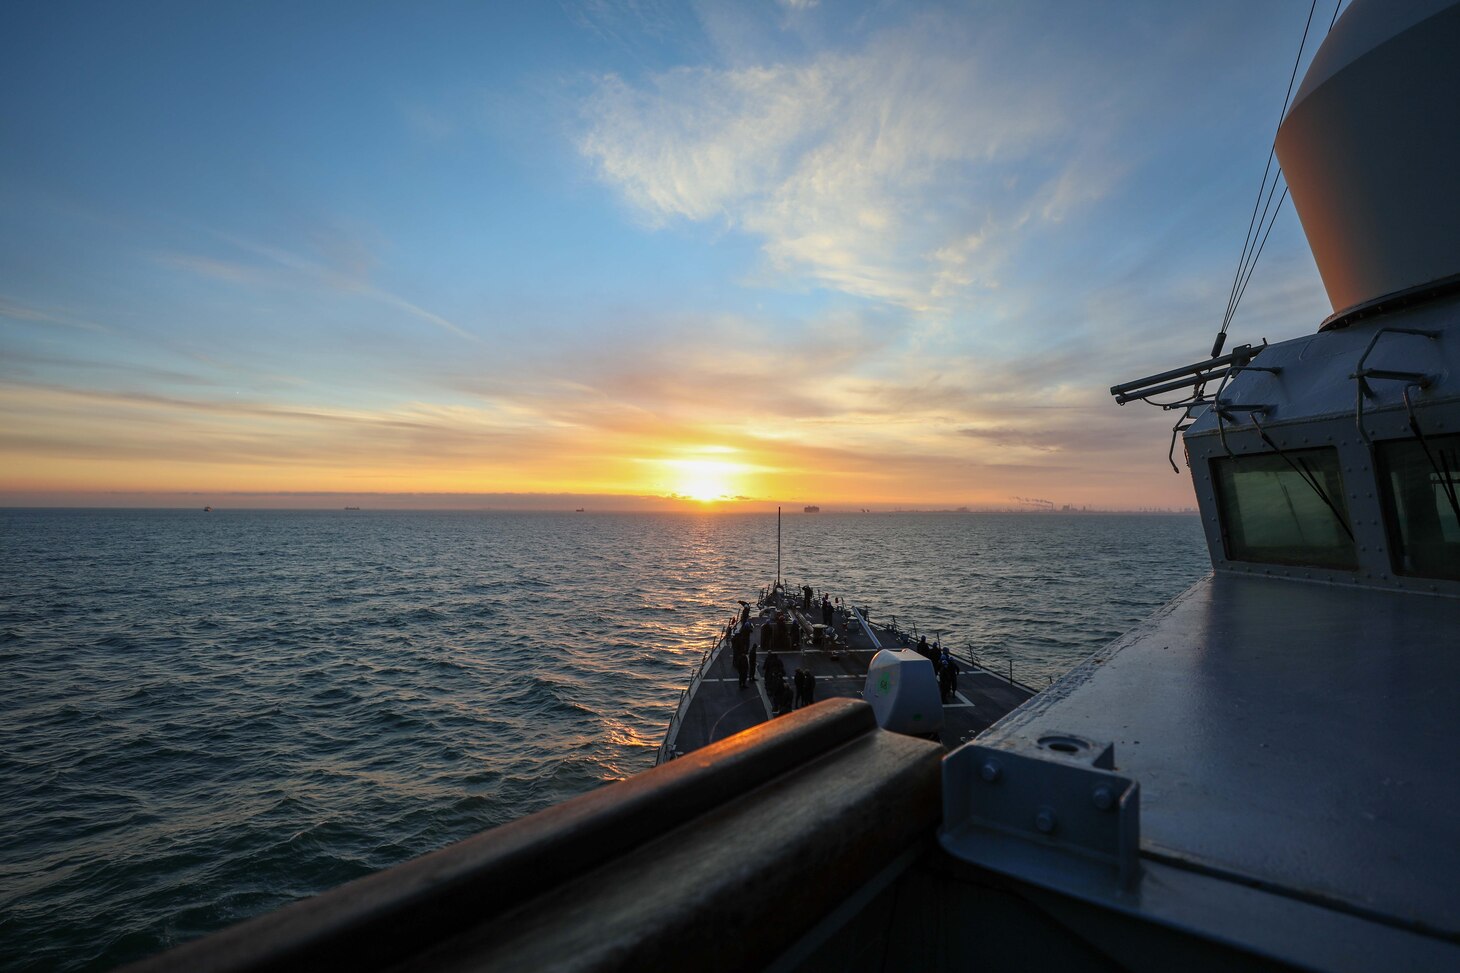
[
  {"left": 735, "top": 588, "right": 961, "bottom": 714},
  {"left": 731, "top": 603, "right": 825, "bottom": 715},
  {"left": 916, "top": 635, "right": 961, "bottom": 704},
  {"left": 765, "top": 583, "right": 840, "bottom": 627},
  {"left": 760, "top": 650, "right": 817, "bottom": 715}
]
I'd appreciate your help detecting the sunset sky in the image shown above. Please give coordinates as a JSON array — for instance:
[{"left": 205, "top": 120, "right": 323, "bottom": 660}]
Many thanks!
[{"left": 1, "top": 1, "right": 1338, "bottom": 510}]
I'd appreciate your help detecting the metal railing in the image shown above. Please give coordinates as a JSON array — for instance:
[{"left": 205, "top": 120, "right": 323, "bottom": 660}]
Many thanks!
[
  {"left": 963, "top": 642, "right": 1045, "bottom": 694},
  {"left": 868, "top": 609, "right": 1046, "bottom": 694},
  {"left": 656, "top": 616, "right": 735, "bottom": 765}
]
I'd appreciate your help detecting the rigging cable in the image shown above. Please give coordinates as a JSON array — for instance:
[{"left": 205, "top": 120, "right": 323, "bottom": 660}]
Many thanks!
[{"left": 1210, "top": 0, "right": 1343, "bottom": 359}]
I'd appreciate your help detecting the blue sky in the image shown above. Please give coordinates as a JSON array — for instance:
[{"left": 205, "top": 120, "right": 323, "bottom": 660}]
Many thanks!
[{"left": 0, "top": 1, "right": 1338, "bottom": 508}]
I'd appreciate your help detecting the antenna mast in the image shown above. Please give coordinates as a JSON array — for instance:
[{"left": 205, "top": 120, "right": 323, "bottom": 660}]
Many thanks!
[{"left": 777, "top": 506, "right": 782, "bottom": 587}]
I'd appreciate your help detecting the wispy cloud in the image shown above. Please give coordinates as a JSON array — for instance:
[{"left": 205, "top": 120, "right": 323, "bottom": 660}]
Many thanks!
[
  {"left": 578, "top": 14, "right": 1117, "bottom": 310},
  {"left": 0, "top": 295, "right": 112, "bottom": 335},
  {"left": 153, "top": 233, "right": 481, "bottom": 344}
]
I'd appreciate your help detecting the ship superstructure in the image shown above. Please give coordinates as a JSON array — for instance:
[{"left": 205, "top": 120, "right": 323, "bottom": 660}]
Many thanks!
[{"left": 940, "top": 2, "right": 1460, "bottom": 966}]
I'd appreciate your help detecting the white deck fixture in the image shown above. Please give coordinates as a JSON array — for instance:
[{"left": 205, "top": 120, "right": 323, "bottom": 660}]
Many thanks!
[{"left": 864, "top": 648, "right": 944, "bottom": 737}]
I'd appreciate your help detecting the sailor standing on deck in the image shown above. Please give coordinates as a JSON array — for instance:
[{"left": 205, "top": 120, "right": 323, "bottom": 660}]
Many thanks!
[
  {"left": 821, "top": 594, "right": 832, "bottom": 627},
  {"left": 938, "top": 648, "right": 959, "bottom": 703},
  {"left": 764, "top": 650, "right": 786, "bottom": 711},
  {"left": 750, "top": 622, "right": 767, "bottom": 681},
  {"left": 732, "top": 624, "right": 750, "bottom": 689}
]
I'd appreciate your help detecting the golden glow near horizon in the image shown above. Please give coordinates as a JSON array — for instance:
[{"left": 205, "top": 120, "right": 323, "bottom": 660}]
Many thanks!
[{"left": 659, "top": 455, "right": 750, "bottom": 503}]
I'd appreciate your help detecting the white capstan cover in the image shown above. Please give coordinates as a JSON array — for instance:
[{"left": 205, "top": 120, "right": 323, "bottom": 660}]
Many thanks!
[
  {"left": 864, "top": 649, "right": 943, "bottom": 736},
  {"left": 1275, "top": 0, "right": 1460, "bottom": 320}
]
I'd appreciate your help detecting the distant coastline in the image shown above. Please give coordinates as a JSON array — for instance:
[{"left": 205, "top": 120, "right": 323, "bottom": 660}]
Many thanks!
[
  {"left": 0, "top": 490, "right": 1200, "bottom": 516},
  {"left": 1, "top": 501, "right": 1200, "bottom": 515}
]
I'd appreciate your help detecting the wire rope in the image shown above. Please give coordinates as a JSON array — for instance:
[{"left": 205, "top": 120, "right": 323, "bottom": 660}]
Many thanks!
[{"left": 1214, "top": 0, "right": 1344, "bottom": 349}]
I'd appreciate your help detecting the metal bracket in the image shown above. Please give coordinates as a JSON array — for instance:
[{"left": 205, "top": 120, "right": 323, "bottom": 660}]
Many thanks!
[
  {"left": 941, "top": 734, "right": 1141, "bottom": 892},
  {"left": 1214, "top": 402, "right": 1271, "bottom": 457},
  {"left": 1208, "top": 350, "right": 1277, "bottom": 458},
  {"left": 1350, "top": 327, "right": 1440, "bottom": 445}
]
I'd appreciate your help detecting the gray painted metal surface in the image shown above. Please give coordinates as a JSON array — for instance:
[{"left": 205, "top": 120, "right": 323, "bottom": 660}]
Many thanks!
[
  {"left": 955, "top": 573, "right": 1460, "bottom": 940},
  {"left": 943, "top": 735, "right": 1140, "bottom": 890}
]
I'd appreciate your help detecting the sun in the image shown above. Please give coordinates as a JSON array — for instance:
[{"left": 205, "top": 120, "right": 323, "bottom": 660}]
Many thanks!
[{"left": 664, "top": 458, "right": 742, "bottom": 503}]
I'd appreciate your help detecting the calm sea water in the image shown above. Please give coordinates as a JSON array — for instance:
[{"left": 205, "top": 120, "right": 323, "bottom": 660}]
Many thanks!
[{"left": 0, "top": 508, "right": 1207, "bottom": 970}]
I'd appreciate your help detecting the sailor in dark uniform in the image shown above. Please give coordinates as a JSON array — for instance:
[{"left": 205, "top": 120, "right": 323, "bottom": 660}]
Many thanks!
[
  {"left": 750, "top": 622, "right": 766, "bottom": 681},
  {"left": 938, "top": 649, "right": 959, "bottom": 703},
  {"left": 732, "top": 624, "right": 750, "bottom": 689},
  {"left": 764, "top": 650, "right": 786, "bottom": 702}
]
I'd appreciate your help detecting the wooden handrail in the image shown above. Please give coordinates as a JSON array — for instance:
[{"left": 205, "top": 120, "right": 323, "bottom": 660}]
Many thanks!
[{"left": 124, "top": 698, "right": 939, "bottom": 973}]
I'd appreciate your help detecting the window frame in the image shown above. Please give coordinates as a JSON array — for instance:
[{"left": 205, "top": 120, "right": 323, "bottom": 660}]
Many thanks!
[
  {"left": 1375, "top": 432, "right": 1460, "bottom": 581},
  {"left": 1210, "top": 446, "right": 1359, "bottom": 571}
]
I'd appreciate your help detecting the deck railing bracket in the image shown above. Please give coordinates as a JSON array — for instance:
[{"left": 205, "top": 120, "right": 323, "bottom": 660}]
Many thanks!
[{"left": 941, "top": 735, "right": 1141, "bottom": 892}]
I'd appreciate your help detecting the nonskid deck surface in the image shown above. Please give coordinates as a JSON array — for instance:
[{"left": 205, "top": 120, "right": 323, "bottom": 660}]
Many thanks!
[{"left": 663, "top": 592, "right": 1035, "bottom": 760}]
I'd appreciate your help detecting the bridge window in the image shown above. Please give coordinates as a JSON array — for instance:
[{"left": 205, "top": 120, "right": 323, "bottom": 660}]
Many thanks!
[
  {"left": 1378, "top": 433, "right": 1460, "bottom": 581},
  {"left": 1212, "top": 448, "right": 1358, "bottom": 570}
]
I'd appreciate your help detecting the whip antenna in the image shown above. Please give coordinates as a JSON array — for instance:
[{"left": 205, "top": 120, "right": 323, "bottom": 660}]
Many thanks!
[{"left": 776, "top": 506, "right": 782, "bottom": 587}]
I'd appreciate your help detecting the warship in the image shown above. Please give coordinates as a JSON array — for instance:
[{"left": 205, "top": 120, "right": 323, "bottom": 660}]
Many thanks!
[{"left": 127, "top": 0, "right": 1460, "bottom": 969}]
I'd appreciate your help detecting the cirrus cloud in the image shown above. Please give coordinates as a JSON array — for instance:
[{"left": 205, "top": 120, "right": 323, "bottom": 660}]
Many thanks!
[{"left": 578, "top": 14, "right": 1120, "bottom": 311}]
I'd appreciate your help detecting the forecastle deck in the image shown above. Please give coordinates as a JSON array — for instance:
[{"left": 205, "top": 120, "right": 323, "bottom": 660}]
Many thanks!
[{"left": 659, "top": 584, "right": 1036, "bottom": 763}]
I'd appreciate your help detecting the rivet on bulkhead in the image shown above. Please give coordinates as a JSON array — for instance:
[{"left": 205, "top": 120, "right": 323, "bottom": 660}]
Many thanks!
[
  {"left": 980, "top": 760, "right": 1002, "bottom": 783},
  {"left": 1092, "top": 786, "right": 1115, "bottom": 811},
  {"left": 1035, "top": 807, "right": 1057, "bottom": 834}
]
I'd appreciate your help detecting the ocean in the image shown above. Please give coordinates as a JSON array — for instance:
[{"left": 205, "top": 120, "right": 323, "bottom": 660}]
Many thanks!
[{"left": 0, "top": 508, "right": 1208, "bottom": 971}]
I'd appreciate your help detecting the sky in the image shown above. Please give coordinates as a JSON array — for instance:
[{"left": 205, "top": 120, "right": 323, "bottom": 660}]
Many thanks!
[{"left": 0, "top": 0, "right": 1341, "bottom": 510}]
